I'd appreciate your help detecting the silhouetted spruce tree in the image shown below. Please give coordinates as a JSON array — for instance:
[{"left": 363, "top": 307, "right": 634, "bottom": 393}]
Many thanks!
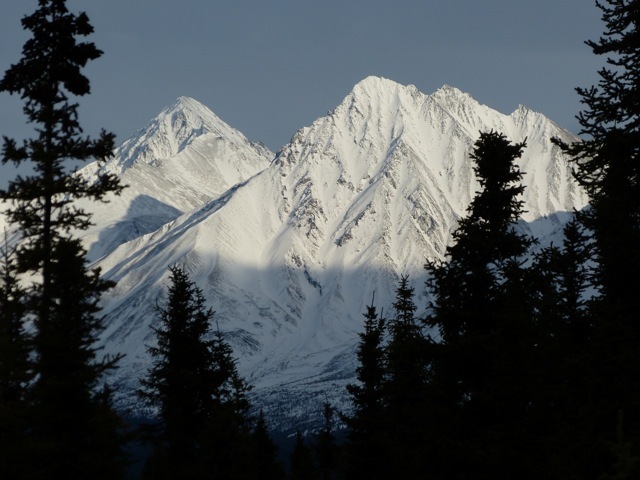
[
  {"left": 342, "top": 295, "right": 389, "bottom": 480},
  {"left": 531, "top": 219, "right": 593, "bottom": 342},
  {"left": 425, "top": 131, "right": 538, "bottom": 478},
  {"left": 426, "top": 132, "right": 532, "bottom": 354},
  {"left": 529, "top": 220, "right": 594, "bottom": 403},
  {"left": 527, "top": 218, "right": 596, "bottom": 479},
  {"left": 559, "top": 0, "right": 640, "bottom": 308},
  {"left": 140, "top": 265, "right": 217, "bottom": 479},
  {"left": 383, "top": 275, "right": 431, "bottom": 478},
  {"left": 200, "top": 326, "right": 254, "bottom": 479},
  {"left": 289, "top": 430, "right": 317, "bottom": 480},
  {"left": 0, "top": 0, "right": 121, "bottom": 310},
  {"left": 28, "top": 238, "right": 125, "bottom": 479},
  {"left": 554, "top": 2, "right": 640, "bottom": 477},
  {"left": 140, "top": 265, "right": 254, "bottom": 479},
  {"left": 0, "top": 242, "right": 31, "bottom": 479},
  {"left": 244, "top": 410, "right": 284, "bottom": 480},
  {"left": 315, "top": 402, "right": 340, "bottom": 480},
  {"left": 0, "top": 1, "right": 124, "bottom": 478}
]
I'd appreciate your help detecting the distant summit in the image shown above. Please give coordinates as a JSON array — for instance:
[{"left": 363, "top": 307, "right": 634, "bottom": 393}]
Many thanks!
[
  {"left": 74, "top": 96, "right": 273, "bottom": 260},
  {"left": 108, "top": 96, "right": 268, "bottom": 173}
]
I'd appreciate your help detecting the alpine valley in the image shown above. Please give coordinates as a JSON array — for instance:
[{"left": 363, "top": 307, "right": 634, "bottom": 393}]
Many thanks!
[{"left": 1, "top": 76, "right": 588, "bottom": 432}]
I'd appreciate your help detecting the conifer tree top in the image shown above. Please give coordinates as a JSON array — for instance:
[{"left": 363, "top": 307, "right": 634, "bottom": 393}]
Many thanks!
[{"left": 1, "top": 0, "right": 100, "bottom": 130}]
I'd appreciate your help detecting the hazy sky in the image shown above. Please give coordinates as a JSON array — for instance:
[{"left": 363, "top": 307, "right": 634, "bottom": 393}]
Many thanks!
[{"left": 1, "top": 0, "right": 603, "bottom": 161}]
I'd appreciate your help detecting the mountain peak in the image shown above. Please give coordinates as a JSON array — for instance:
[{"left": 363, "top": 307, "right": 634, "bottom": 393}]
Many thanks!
[
  {"left": 163, "top": 96, "right": 216, "bottom": 121},
  {"left": 347, "top": 78, "right": 482, "bottom": 117},
  {"left": 434, "top": 84, "right": 463, "bottom": 95},
  {"left": 108, "top": 96, "right": 261, "bottom": 173},
  {"left": 352, "top": 75, "right": 399, "bottom": 91},
  {"left": 510, "top": 103, "right": 537, "bottom": 119},
  {"left": 332, "top": 76, "right": 424, "bottom": 120},
  {"left": 174, "top": 95, "right": 205, "bottom": 107},
  {"left": 349, "top": 76, "right": 422, "bottom": 99},
  {"left": 156, "top": 96, "right": 224, "bottom": 135},
  {"left": 431, "top": 84, "right": 477, "bottom": 106}
]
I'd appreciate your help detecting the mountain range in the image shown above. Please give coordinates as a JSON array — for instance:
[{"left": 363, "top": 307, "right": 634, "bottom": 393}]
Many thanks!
[{"left": 1, "top": 76, "right": 588, "bottom": 432}]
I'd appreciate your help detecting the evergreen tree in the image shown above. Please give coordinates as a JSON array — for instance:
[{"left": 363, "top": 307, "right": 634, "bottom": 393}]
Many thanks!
[
  {"left": 425, "top": 131, "right": 538, "bottom": 478},
  {"left": 29, "top": 238, "right": 125, "bottom": 479},
  {"left": 200, "top": 326, "right": 254, "bottom": 479},
  {"left": 289, "top": 430, "right": 316, "bottom": 480},
  {"left": 531, "top": 219, "right": 593, "bottom": 339},
  {"left": 315, "top": 402, "right": 340, "bottom": 480},
  {"left": 245, "top": 410, "right": 284, "bottom": 480},
  {"left": 527, "top": 218, "right": 596, "bottom": 479},
  {"left": 555, "top": 1, "right": 640, "bottom": 476},
  {"left": 559, "top": 0, "right": 640, "bottom": 307},
  {"left": 0, "top": 241, "right": 31, "bottom": 479},
  {"left": 383, "top": 276, "right": 431, "bottom": 478},
  {"left": 426, "top": 131, "right": 533, "bottom": 355},
  {"left": 140, "top": 265, "right": 254, "bottom": 479},
  {"left": 530, "top": 218, "right": 594, "bottom": 407},
  {"left": 0, "top": 0, "right": 121, "bottom": 314},
  {"left": 0, "top": 1, "right": 124, "bottom": 477},
  {"left": 209, "top": 325, "right": 253, "bottom": 423},
  {"left": 140, "top": 265, "right": 217, "bottom": 479},
  {"left": 342, "top": 295, "right": 388, "bottom": 480},
  {"left": 0, "top": 241, "right": 29, "bottom": 411}
]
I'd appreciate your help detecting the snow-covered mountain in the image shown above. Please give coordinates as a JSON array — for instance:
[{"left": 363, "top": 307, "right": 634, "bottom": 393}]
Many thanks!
[
  {"left": 1, "top": 77, "right": 588, "bottom": 431},
  {"left": 79, "top": 76, "right": 586, "bottom": 431},
  {"left": 76, "top": 96, "right": 272, "bottom": 261}
]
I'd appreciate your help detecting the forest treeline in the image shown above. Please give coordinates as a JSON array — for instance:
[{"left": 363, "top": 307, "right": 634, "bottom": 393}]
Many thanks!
[{"left": 1, "top": 0, "right": 640, "bottom": 479}]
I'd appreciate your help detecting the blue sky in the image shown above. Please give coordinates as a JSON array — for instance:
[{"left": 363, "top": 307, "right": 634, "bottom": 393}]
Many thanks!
[{"left": 1, "top": 0, "right": 602, "bottom": 160}]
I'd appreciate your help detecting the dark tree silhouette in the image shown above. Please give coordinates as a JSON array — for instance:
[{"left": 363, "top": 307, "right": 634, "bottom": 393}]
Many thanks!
[
  {"left": 425, "top": 131, "right": 539, "bottom": 478},
  {"left": 314, "top": 402, "right": 340, "bottom": 480},
  {"left": 383, "top": 276, "right": 431, "bottom": 478},
  {"left": 0, "top": 242, "right": 31, "bottom": 479},
  {"left": 140, "top": 265, "right": 254, "bottom": 479},
  {"left": 28, "top": 237, "right": 125, "bottom": 479},
  {"left": 342, "top": 295, "right": 388, "bottom": 480},
  {"left": 140, "top": 265, "right": 217, "bottom": 479},
  {"left": 245, "top": 410, "right": 284, "bottom": 480},
  {"left": 0, "top": 1, "right": 125, "bottom": 478},
  {"left": 199, "top": 326, "right": 255, "bottom": 479},
  {"left": 0, "top": 0, "right": 121, "bottom": 315},
  {"left": 289, "top": 430, "right": 316, "bottom": 480},
  {"left": 529, "top": 219, "right": 602, "bottom": 479},
  {"left": 554, "top": 1, "right": 640, "bottom": 477}
]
